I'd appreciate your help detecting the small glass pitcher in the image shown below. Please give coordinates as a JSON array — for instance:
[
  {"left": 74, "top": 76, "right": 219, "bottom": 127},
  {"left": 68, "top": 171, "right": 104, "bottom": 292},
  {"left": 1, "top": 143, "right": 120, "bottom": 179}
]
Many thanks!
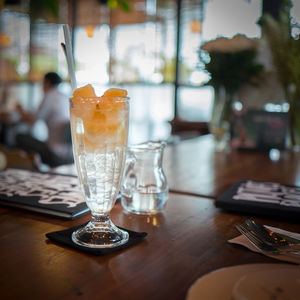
[{"left": 121, "top": 141, "right": 168, "bottom": 215}]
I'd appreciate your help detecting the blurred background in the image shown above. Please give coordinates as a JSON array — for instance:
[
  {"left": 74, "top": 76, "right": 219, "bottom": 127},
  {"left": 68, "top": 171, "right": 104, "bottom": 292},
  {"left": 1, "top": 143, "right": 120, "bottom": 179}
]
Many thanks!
[{"left": 0, "top": 0, "right": 299, "bottom": 150}]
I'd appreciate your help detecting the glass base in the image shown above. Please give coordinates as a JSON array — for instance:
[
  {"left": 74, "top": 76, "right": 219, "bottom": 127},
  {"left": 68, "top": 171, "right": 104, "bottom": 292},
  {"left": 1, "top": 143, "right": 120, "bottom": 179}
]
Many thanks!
[{"left": 72, "top": 215, "right": 129, "bottom": 248}]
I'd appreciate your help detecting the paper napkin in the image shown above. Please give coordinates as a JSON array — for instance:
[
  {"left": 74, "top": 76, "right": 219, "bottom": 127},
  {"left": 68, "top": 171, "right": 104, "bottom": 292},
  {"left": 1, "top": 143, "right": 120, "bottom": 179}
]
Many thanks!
[{"left": 228, "top": 225, "right": 300, "bottom": 264}]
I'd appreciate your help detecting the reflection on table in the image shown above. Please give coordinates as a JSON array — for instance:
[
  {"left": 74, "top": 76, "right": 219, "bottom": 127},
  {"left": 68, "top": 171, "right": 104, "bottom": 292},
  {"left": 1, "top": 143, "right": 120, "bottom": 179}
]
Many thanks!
[
  {"left": 54, "top": 134, "right": 300, "bottom": 199},
  {"left": 1, "top": 133, "right": 300, "bottom": 300},
  {"left": 1, "top": 192, "right": 299, "bottom": 300},
  {"left": 164, "top": 134, "right": 300, "bottom": 198}
]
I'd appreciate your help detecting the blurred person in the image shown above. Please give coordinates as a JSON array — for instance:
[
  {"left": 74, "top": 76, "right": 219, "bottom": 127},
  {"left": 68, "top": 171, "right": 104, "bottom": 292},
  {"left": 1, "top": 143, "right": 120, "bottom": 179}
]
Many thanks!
[{"left": 16, "top": 72, "right": 73, "bottom": 167}]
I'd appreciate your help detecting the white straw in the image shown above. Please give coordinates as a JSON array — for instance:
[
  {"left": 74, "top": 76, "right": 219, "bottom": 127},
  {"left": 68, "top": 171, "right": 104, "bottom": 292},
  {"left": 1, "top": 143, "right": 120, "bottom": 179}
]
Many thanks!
[{"left": 62, "top": 24, "right": 77, "bottom": 91}]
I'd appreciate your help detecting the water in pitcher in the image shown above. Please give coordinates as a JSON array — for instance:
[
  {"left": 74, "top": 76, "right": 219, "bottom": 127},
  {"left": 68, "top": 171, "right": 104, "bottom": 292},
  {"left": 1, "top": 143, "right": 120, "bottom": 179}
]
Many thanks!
[
  {"left": 122, "top": 189, "right": 168, "bottom": 215},
  {"left": 121, "top": 141, "right": 168, "bottom": 215}
]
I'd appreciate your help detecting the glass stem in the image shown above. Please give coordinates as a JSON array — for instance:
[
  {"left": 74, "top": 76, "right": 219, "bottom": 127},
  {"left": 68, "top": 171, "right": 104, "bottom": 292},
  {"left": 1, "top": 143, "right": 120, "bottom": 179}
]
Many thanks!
[{"left": 90, "top": 214, "right": 111, "bottom": 228}]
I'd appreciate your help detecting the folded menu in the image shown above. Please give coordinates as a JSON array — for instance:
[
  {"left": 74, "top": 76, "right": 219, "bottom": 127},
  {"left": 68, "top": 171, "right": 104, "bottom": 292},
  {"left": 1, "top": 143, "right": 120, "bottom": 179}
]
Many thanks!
[
  {"left": 216, "top": 180, "right": 300, "bottom": 221},
  {"left": 0, "top": 168, "right": 89, "bottom": 219}
]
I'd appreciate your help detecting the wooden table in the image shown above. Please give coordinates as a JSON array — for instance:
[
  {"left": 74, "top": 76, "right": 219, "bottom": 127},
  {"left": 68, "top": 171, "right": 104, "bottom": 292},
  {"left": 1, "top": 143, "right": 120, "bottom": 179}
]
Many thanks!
[
  {"left": 165, "top": 134, "right": 300, "bottom": 198},
  {"left": 1, "top": 135, "right": 300, "bottom": 299},
  {"left": 53, "top": 134, "right": 300, "bottom": 198},
  {"left": 1, "top": 193, "right": 299, "bottom": 300}
]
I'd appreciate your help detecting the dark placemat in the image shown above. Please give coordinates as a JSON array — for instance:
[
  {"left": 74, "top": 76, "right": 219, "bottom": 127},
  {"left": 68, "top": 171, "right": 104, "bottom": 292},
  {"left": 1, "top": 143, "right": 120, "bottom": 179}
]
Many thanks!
[
  {"left": 46, "top": 223, "right": 147, "bottom": 255},
  {"left": 216, "top": 179, "right": 300, "bottom": 222}
]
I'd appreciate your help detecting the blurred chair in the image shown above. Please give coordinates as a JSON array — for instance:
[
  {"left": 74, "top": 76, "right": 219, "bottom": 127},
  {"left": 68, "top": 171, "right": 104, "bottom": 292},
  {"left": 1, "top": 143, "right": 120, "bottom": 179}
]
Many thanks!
[
  {"left": 0, "top": 145, "right": 41, "bottom": 171},
  {"left": 58, "top": 122, "right": 73, "bottom": 166},
  {"left": 170, "top": 119, "right": 209, "bottom": 141},
  {"left": 61, "top": 122, "right": 72, "bottom": 144}
]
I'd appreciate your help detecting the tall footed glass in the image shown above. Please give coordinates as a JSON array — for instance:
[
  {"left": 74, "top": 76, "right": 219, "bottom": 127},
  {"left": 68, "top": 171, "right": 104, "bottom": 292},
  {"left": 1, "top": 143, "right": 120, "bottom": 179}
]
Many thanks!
[{"left": 70, "top": 93, "right": 129, "bottom": 248}]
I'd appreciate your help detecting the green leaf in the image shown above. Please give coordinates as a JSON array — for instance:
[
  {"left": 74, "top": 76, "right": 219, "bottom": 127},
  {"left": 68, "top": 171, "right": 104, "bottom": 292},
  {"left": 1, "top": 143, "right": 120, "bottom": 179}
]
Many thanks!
[
  {"left": 119, "top": 0, "right": 131, "bottom": 12},
  {"left": 107, "top": 0, "right": 118, "bottom": 9},
  {"left": 44, "top": 0, "right": 59, "bottom": 19}
]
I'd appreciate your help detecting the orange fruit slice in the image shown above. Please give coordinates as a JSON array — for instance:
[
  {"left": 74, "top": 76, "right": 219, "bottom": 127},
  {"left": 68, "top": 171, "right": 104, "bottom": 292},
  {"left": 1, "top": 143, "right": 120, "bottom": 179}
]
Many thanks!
[
  {"left": 71, "top": 85, "right": 128, "bottom": 149},
  {"left": 71, "top": 84, "right": 98, "bottom": 118},
  {"left": 73, "top": 84, "right": 96, "bottom": 98},
  {"left": 102, "top": 88, "right": 127, "bottom": 113},
  {"left": 104, "top": 88, "right": 127, "bottom": 98}
]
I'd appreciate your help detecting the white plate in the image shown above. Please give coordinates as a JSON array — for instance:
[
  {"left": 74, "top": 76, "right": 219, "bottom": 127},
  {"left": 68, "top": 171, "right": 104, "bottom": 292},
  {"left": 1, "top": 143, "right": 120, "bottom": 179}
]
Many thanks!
[
  {"left": 186, "top": 264, "right": 300, "bottom": 300},
  {"left": 233, "top": 266, "right": 300, "bottom": 300}
]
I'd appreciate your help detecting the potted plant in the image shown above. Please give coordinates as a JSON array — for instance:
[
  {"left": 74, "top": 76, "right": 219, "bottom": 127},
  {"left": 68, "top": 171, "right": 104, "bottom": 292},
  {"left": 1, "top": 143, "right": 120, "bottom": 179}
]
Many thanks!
[
  {"left": 260, "top": 0, "right": 300, "bottom": 149},
  {"left": 199, "top": 34, "right": 264, "bottom": 130}
]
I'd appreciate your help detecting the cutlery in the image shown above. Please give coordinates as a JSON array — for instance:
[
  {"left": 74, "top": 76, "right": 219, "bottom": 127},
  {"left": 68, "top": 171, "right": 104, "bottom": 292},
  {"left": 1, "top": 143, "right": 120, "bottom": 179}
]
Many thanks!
[
  {"left": 235, "top": 223, "right": 300, "bottom": 255},
  {"left": 245, "top": 219, "right": 300, "bottom": 247}
]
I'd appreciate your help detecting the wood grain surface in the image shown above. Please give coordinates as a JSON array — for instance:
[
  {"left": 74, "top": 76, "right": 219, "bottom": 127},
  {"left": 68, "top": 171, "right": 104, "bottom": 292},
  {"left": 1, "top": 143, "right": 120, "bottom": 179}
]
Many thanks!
[
  {"left": 165, "top": 134, "right": 300, "bottom": 198},
  {"left": 53, "top": 134, "right": 300, "bottom": 199},
  {"left": 1, "top": 135, "right": 300, "bottom": 300},
  {"left": 1, "top": 193, "right": 299, "bottom": 300}
]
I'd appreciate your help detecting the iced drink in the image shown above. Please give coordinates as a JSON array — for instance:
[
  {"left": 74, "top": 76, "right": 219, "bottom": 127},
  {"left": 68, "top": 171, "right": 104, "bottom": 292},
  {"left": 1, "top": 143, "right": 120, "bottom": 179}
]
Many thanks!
[{"left": 70, "top": 84, "right": 129, "bottom": 248}]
